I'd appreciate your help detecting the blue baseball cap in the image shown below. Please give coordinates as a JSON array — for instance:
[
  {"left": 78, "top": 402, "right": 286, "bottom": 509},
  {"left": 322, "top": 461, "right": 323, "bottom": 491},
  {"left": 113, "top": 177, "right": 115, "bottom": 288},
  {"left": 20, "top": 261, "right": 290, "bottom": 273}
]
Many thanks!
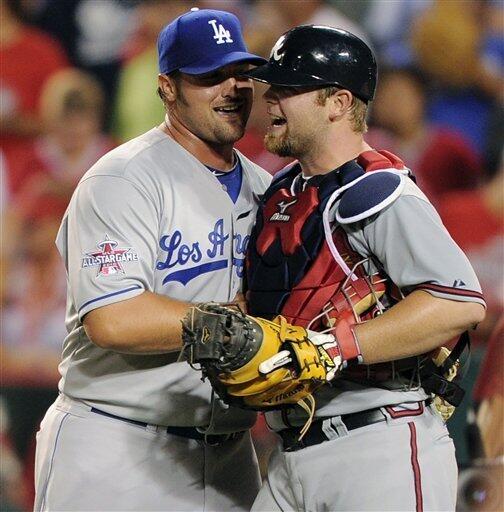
[{"left": 157, "top": 8, "right": 267, "bottom": 75}]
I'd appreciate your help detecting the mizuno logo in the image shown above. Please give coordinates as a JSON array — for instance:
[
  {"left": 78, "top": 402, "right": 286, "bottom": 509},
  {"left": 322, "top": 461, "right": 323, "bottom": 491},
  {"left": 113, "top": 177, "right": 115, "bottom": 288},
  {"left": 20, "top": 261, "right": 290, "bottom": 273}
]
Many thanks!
[
  {"left": 266, "top": 383, "right": 304, "bottom": 403},
  {"left": 277, "top": 199, "right": 297, "bottom": 213},
  {"left": 269, "top": 198, "right": 297, "bottom": 222},
  {"left": 453, "top": 279, "right": 466, "bottom": 287}
]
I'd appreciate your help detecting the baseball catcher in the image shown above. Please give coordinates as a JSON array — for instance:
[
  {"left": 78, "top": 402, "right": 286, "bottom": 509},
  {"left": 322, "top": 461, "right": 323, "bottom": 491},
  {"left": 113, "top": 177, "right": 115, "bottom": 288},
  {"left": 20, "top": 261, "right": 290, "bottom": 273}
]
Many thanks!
[{"left": 182, "top": 23, "right": 486, "bottom": 512}]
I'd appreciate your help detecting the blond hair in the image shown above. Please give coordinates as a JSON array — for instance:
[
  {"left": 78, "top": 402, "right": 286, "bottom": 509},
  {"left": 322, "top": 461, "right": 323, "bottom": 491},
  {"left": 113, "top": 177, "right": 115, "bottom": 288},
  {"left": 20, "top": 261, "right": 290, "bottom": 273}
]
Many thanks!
[{"left": 317, "top": 86, "right": 368, "bottom": 133}]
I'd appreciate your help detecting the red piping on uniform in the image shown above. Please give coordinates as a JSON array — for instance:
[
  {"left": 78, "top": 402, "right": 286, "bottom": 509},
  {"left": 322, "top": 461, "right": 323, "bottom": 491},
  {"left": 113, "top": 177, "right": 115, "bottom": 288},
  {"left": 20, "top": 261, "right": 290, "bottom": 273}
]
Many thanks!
[
  {"left": 415, "top": 283, "right": 484, "bottom": 300},
  {"left": 385, "top": 402, "right": 424, "bottom": 419},
  {"left": 409, "top": 422, "right": 423, "bottom": 512}
]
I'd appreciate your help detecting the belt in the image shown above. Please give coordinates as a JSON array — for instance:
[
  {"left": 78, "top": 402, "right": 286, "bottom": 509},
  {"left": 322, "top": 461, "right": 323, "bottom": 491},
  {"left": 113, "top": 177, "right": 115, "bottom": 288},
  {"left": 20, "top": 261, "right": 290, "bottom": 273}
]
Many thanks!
[
  {"left": 279, "top": 407, "right": 386, "bottom": 452},
  {"left": 90, "top": 407, "right": 242, "bottom": 444}
]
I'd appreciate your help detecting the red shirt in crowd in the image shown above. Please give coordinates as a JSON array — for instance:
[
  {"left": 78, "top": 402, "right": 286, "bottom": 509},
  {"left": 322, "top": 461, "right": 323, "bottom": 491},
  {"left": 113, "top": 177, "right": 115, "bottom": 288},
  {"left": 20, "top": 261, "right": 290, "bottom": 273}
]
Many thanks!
[
  {"left": 415, "top": 128, "right": 484, "bottom": 202},
  {"left": 473, "top": 315, "right": 504, "bottom": 402},
  {"left": 366, "top": 126, "right": 483, "bottom": 205},
  {"left": 0, "top": 26, "right": 68, "bottom": 188},
  {"left": 438, "top": 189, "right": 503, "bottom": 325}
]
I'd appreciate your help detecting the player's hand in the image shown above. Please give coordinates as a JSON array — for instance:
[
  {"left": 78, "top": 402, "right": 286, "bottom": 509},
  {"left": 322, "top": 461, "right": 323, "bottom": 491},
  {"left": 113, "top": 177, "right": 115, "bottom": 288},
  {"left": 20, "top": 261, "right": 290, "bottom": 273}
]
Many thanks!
[
  {"left": 306, "top": 331, "right": 343, "bottom": 381},
  {"left": 256, "top": 327, "right": 344, "bottom": 382},
  {"left": 217, "top": 293, "right": 247, "bottom": 312},
  {"left": 231, "top": 292, "right": 247, "bottom": 313}
]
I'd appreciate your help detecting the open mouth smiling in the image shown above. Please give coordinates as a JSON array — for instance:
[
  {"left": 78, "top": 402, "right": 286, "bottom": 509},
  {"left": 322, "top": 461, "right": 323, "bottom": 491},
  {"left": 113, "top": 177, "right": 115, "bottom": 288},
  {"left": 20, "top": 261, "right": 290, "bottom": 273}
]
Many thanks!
[
  {"left": 270, "top": 114, "right": 287, "bottom": 127},
  {"left": 214, "top": 103, "right": 244, "bottom": 115}
]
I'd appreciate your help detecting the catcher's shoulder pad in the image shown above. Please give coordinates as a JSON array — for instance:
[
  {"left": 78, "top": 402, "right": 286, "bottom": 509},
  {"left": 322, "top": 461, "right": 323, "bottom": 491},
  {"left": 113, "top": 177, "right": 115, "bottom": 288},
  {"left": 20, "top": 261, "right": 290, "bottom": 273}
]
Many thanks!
[{"left": 336, "top": 171, "right": 407, "bottom": 224}]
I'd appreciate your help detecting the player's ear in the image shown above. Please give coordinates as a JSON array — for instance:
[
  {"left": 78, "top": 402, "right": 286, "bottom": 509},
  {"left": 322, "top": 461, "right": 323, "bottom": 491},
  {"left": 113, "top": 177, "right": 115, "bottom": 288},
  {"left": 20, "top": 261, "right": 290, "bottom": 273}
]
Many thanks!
[
  {"left": 328, "top": 89, "right": 353, "bottom": 121},
  {"left": 158, "top": 73, "right": 177, "bottom": 102}
]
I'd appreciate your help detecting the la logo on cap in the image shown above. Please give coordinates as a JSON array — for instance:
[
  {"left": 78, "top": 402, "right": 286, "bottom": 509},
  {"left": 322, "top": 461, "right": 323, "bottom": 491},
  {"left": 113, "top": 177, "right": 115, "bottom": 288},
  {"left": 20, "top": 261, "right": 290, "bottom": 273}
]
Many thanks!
[{"left": 208, "top": 19, "right": 233, "bottom": 44}]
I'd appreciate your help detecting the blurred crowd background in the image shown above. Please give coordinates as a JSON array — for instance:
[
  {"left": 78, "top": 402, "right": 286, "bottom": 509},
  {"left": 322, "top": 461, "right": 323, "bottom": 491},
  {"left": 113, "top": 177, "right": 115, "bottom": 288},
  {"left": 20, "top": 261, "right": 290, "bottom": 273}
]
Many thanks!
[{"left": 1, "top": 0, "right": 502, "bottom": 510}]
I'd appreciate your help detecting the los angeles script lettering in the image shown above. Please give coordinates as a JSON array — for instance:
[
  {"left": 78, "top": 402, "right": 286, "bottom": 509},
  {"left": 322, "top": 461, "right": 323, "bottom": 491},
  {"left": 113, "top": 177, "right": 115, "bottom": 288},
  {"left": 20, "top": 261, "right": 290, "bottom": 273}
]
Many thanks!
[{"left": 156, "top": 219, "right": 248, "bottom": 277}]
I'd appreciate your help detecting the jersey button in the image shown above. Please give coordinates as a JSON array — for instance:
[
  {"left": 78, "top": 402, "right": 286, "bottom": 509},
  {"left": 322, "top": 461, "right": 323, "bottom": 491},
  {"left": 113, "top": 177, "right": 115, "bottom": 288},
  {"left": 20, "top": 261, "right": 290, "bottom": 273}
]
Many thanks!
[{"left": 222, "top": 185, "right": 227, "bottom": 192}]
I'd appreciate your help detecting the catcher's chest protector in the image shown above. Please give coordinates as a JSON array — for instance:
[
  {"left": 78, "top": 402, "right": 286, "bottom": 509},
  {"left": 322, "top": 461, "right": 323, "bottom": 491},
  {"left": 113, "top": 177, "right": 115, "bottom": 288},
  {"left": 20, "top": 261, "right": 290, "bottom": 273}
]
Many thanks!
[{"left": 247, "top": 161, "right": 389, "bottom": 328}]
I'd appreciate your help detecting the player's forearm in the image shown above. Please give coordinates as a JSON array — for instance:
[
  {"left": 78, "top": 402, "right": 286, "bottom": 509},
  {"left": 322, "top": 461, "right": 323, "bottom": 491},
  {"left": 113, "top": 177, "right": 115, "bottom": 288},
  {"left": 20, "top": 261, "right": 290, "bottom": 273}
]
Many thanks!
[
  {"left": 354, "top": 290, "right": 485, "bottom": 364},
  {"left": 83, "top": 291, "right": 190, "bottom": 354}
]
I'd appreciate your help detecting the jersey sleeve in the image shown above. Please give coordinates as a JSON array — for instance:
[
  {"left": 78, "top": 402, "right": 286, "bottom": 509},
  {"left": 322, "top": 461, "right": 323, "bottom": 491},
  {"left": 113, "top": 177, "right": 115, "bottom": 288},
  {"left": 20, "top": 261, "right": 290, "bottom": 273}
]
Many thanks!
[
  {"left": 346, "top": 189, "right": 486, "bottom": 307},
  {"left": 57, "top": 175, "right": 160, "bottom": 321}
]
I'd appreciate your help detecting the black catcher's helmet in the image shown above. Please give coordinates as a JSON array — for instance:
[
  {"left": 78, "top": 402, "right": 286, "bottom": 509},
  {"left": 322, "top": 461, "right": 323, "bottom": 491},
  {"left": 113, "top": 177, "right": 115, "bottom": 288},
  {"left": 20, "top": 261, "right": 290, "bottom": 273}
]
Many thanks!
[{"left": 243, "top": 25, "right": 377, "bottom": 102}]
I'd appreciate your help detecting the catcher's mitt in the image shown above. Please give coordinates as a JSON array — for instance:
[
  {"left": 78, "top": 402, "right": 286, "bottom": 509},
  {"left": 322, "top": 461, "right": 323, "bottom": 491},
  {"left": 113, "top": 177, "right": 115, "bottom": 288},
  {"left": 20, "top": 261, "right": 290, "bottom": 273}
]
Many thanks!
[{"left": 181, "top": 303, "right": 343, "bottom": 417}]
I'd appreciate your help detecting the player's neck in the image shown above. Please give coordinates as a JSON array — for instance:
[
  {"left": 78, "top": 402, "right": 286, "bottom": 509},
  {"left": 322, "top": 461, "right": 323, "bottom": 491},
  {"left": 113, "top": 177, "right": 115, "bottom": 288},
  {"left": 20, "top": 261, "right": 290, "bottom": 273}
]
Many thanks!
[
  {"left": 299, "top": 133, "right": 371, "bottom": 177},
  {"left": 160, "top": 118, "right": 235, "bottom": 170}
]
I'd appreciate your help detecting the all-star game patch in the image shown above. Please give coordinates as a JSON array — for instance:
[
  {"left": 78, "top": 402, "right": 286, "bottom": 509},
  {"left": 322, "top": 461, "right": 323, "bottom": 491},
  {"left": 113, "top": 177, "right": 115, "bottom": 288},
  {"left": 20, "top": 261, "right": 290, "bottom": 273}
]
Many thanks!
[{"left": 82, "top": 235, "right": 139, "bottom": 276}]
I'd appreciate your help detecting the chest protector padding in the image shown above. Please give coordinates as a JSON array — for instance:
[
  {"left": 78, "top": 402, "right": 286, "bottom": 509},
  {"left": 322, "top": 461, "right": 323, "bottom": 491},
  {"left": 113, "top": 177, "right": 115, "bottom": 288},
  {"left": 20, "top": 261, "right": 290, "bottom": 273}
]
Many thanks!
[{"left": 247, "top": 162, "right": 365, "bottom": 326}]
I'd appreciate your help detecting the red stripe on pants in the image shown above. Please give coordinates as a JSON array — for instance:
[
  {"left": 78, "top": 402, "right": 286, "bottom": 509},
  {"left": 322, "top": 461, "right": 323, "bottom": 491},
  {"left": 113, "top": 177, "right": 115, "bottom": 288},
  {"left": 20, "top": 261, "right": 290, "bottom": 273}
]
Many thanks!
[{"left": 409, "top": 422, "right": 423, "bottom": 512}]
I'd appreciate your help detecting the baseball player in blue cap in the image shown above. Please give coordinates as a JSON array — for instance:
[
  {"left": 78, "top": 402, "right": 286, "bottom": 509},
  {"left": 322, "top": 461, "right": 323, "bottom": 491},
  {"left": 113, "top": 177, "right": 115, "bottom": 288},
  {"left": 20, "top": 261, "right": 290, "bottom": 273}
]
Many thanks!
[{"left": 34, "top": 8, "right": 271, "bottom": 511}]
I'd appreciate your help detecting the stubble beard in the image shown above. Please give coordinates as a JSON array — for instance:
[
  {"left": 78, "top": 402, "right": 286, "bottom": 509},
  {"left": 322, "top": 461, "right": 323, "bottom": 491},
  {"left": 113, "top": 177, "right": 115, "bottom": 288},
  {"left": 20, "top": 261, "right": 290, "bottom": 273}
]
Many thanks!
[
  {"left": 176, "top": 94, "right": 249, "bottom": 146},
  {"left": 211, "top": 120, "right": 246, "bottom": 145},
  {"left": 211, "top": 97, "right": 252, "bottom": 145},
  {"left": 264, "top": 131, "right": 292, "bottom": 157},
  {"left": 264, "top": 127, "right": 312, "bottom": 159}
]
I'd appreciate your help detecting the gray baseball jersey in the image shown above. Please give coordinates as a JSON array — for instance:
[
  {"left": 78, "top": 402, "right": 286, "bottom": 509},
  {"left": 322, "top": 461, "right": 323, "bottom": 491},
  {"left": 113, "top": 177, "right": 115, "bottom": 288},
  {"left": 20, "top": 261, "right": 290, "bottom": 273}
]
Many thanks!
[
  {"left": 34, "top": 127, "right": 270, "bottom": 511},
  {"left": 55, "top": 127, "right": 271, "bottom": 428},
  {"left": 266, "top": 176, "right": 484, "bottom": 429},
  {"left": 251, "top": 166, "right": 482, "bottom": 512}
]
